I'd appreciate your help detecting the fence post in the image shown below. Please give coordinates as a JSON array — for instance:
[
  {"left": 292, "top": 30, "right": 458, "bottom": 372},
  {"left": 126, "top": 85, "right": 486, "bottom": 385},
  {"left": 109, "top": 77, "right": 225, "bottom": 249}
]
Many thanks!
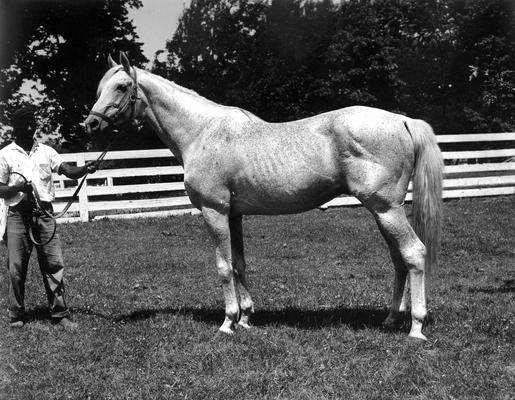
[{"left": 76, "top": 153, "right": 89, "bottom": 222}]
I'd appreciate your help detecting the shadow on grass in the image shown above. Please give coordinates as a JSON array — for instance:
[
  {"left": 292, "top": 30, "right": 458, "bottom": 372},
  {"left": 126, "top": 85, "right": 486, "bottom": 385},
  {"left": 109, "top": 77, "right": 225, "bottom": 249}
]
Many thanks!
[
  {"left": 26, "top": 304, "right": 416, "bottom": 333},
  {"left": 95, "top": 305, "right": 412, "bottom": 333},
  {"left": 23, "top": 307, "right": 50, "bottom": 322},
  {"left": 468, "top": 279, "right": 515, "bottom": 294}
]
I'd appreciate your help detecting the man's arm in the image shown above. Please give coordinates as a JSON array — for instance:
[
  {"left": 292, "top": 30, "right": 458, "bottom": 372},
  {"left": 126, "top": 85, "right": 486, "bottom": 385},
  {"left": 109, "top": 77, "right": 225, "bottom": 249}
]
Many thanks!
[
  {"left": 58, "top": 161, "right": 98, "bottom": 180},
  {"left": 0, "top": 181, "right": 32, "bottom": 199}
]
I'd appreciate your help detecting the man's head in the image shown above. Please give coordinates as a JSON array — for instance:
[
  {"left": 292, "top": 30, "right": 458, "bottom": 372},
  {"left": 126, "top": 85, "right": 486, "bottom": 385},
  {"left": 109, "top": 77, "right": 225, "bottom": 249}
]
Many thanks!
[{"left": 11, "top": 105, "right": 37, "bottom": 144}]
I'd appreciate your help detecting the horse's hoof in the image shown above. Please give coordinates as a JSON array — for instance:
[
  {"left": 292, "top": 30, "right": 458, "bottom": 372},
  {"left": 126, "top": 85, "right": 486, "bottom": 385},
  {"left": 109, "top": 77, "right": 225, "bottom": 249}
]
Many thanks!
[
  {"left": 407, "top": 332, "right": 427, "bottom": 343},
  {"left": 218, "top": 325, "right": 235, "bottom": 335},
  {"left": 238, "top": 313, "right": 252, "bottom": 330},
  {"left": 237, "top": 321, "right": 251, "bottom": 330}
]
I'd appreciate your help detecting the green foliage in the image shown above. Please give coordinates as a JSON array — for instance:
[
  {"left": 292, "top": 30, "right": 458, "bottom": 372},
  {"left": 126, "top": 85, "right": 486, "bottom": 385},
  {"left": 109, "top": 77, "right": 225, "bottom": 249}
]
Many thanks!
[
  {"left": 458, "top": 0, "right": 515, "bottom": 133},
  {"left": 0, "top": 0, "right": 147, "bottom": 151},
  {"left": 310, "top": 0, "right": 405, "bottom": 112},
  {"left": 160, "top": 0, "right": 515, "bottom": 133},
  {"left": 1, "top": 0, "right": 513, "bottom": 151},
  {"left": 398, "top": 0, "right": 515, "bottom": 133},
  {"left": 394, "top": 0, "right": 460, "bottom": 129},
  {"left": 158, "top": 0, "right": 336, "bottom": 121}
]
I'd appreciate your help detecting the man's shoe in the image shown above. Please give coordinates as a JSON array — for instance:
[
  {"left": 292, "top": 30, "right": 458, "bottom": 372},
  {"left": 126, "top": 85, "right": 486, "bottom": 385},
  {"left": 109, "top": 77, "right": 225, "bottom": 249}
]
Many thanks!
[
  {"left": 9, "top": 318, "right": 24, "bottom": 328},
  {"left": 56, "top": 317, "right": 78, "bottom": 330}
]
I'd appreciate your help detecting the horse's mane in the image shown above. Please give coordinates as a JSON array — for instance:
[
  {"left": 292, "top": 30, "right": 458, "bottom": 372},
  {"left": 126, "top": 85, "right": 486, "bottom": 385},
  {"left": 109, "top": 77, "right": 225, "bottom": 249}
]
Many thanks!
[
  {"left": 141, "top": 69, "right": 262, "bottom": 121},
  {"left": 101, "top": 66, "right": 261, "bottom": 121},
  {"left": 143, "top": 70, "right": 206, "bottom": 100}
]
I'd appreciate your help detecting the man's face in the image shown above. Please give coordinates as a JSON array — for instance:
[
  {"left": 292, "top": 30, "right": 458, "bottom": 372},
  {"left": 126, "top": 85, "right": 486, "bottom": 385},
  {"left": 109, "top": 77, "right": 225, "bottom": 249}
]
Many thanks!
[{"left": 14, "top": 116, "right": 37, "bottom": 142}]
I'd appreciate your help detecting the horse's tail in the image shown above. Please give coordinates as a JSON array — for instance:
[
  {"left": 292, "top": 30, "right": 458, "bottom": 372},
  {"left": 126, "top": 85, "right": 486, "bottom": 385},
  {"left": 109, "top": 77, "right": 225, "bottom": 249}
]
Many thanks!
[{"left": 405, "top": 119, "right": 443, "bottom": 274}]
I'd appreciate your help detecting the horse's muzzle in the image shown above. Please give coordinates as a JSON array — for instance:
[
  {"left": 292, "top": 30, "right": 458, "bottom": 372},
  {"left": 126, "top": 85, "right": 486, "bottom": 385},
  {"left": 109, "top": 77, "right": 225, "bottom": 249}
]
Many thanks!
[{"left": 84, "top": 114, "right": 105, "bottom": 134}]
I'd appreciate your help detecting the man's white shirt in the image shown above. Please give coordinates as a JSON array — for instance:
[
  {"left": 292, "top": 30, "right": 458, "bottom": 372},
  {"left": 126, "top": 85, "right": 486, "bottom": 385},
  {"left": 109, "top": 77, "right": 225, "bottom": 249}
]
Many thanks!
[{"left": 0, "top": 141, "right": 64, "bottom": 206}]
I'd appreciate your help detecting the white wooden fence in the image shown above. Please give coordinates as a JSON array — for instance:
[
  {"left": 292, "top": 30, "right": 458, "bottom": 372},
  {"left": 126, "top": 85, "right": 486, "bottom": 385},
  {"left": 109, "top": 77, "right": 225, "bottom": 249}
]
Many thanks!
[{"left": 53, "top": 132, "right": 515, "bottom": 222}]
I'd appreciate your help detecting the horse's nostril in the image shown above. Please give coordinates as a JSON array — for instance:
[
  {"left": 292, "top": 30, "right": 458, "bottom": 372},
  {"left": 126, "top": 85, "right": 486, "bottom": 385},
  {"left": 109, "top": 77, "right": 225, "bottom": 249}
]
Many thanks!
[
  {"left": 90, "top": 118, "right": 100, "bottom": 129},
  {"left": 85, "top": 116, "right": 102, "bottom": 134}
]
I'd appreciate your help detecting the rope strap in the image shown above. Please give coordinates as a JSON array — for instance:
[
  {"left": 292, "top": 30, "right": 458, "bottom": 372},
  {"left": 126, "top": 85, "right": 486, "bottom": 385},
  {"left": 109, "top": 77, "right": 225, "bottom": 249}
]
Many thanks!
[{"left": 8, "top": 138, "right": 115, "bottom": 246}]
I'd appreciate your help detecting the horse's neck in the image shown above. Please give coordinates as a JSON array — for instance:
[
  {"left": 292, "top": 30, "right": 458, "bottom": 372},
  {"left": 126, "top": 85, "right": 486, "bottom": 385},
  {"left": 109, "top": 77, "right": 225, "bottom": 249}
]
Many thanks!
[{"left": 138, "top": 70, "right": 221, "bottom": 164}]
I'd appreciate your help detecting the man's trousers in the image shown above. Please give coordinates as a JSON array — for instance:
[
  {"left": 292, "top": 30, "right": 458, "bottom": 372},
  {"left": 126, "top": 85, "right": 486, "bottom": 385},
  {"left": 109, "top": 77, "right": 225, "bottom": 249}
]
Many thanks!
[{"left": 6, "top": 200, "right": 69, "bottom": 320}]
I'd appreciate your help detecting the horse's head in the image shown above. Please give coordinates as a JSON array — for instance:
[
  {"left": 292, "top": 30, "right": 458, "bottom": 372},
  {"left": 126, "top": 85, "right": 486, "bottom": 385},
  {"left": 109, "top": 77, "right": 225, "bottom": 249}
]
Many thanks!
[{"left": 84, "top": 52, "right": 146, "bottom": 134}]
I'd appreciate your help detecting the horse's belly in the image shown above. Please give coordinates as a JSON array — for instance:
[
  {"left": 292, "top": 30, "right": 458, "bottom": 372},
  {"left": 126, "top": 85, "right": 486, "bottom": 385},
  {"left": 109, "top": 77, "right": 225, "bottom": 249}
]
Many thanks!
[
  {"left": 228, "top": 134, "right": 345, "bottom": 214},
  {"left": 229, "top": 172, "right": 344, "bottom": 215}
]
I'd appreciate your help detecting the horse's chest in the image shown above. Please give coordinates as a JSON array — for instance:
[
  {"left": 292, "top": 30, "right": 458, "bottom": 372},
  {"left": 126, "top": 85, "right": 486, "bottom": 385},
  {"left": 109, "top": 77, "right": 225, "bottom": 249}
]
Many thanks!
[{"left": 183, "top": 165, "right": 232, "bottom": 211}]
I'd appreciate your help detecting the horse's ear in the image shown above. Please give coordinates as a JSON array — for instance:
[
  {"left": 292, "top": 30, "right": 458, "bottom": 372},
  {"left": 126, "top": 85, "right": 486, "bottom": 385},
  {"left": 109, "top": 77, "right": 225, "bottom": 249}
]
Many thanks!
[
  {"left": 107, "top": 54, "right": 118, "bottom": 69},
  {"left": 119, "top": 51, "right": 131, "bottom": 74}
]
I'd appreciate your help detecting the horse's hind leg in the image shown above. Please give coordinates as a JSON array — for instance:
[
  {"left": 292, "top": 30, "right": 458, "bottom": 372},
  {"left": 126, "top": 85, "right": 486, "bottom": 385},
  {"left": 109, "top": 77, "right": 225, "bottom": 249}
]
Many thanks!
[
  {"left": 372, "top": 206, "right": 428, "bottom": 340},
  {"left": 229, "top": 216, "right": 254, "bottom": 329},
  {"left": 399, "top": 275, "right": 410, "bottom": 313},
  {"left": 202, "top": 207, "right": 240, "bottom": 334},
  {"left": 381, "top": 241, "right": 409, "bottom": 329}
]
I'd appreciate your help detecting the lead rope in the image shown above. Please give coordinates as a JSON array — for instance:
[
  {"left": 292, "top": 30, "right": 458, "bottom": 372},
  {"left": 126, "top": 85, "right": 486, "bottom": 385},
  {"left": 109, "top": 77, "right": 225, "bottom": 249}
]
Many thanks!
[
  {"left": 9, "top": 171, "right": 57, "bottom": 246},
  {"left": 10, "top": 134, "right": 119, "bottom": 246}
]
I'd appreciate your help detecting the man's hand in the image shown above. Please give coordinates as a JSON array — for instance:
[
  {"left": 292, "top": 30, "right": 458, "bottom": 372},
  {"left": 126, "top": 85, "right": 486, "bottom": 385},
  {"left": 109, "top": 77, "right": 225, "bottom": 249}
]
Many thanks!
[
  {"left": 13, "top": 181, "right": 32, "bottom": 194},
  {"left": 59, "top": 161, "right": 98, "bottom": 179},
  {"left": 85, "top": 161, "right": 99, "bottom": 174}
]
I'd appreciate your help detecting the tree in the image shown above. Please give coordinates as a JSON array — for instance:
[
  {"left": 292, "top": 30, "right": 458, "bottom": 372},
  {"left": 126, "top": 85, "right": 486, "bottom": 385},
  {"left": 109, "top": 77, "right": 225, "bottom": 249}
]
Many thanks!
[
  {"left": 394, "top": 0, "right": 515, "bottom": 134},
  {"left": 456, "top": 0, "right": 515, "bottom": 132},
  {"left": 308, "top": 0, "right": 405, "bottom": 114},
  {"left": 0, "top": 0, "right": 147, "bottom": 151},
  {"left": 156, "top": 0, "right": 514, "bottom": 134},
  {"left": 391, "top": 0, "right": 459, "bottom": 131},
  {"left": 157, "top": 0, "right": 269, "bottom": 112},
  {"left": 157, "top": 0, "right": 336, "bottom": 122}
]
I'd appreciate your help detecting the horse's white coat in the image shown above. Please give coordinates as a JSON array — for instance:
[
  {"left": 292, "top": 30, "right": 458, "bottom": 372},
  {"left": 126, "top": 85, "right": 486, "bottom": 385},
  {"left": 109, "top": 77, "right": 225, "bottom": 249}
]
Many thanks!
[{"left": 85, "top": 54, "right": 443, "bottom": 340}]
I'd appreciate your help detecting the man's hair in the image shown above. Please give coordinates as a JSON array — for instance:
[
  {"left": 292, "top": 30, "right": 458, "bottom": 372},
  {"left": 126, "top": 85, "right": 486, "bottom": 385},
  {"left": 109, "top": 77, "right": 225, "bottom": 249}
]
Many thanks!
[{"left": 11, "top": 105, "right": 37, "bottom": 125}]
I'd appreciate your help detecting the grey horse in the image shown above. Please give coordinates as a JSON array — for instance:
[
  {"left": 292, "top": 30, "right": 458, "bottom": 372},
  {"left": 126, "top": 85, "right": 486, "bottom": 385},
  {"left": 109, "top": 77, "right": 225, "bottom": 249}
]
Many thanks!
[{"left": 85, "top": 53, "right": 442, "bottom": 340}]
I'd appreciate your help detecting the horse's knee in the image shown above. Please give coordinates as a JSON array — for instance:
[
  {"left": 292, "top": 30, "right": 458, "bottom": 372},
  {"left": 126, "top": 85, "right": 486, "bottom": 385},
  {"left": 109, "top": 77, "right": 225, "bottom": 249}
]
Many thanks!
[
  {"left": 411, "top": 303, "right": 426, "bottom": 322},
  {"left": 225, "top": 303, "right": 239, "bottom": 322},
  {"left": 240, "top": 296, "right": 254, "bottom": 312},
  {"left": 216, "top": 259, "right": 233, "bottom": 284},
  {"left": 401, "top": 242, "right": 426, "bottom": 272}
]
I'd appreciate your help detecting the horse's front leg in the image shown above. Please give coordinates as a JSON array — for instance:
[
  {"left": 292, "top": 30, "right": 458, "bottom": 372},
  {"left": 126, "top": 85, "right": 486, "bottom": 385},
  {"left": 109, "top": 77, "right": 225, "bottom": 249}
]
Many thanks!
[
  {"left": 229, "top": 216, "right": 254, "bottom": 329},
  {"left": 202, "top": 206, "right": 240, "bottom": 334}
]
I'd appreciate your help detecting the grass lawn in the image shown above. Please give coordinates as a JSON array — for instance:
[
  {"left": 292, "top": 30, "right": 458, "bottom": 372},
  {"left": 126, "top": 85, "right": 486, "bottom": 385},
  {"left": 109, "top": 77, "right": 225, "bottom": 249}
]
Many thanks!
[{"left": 0, "top": 196, "right": 513, "bottom": 400}]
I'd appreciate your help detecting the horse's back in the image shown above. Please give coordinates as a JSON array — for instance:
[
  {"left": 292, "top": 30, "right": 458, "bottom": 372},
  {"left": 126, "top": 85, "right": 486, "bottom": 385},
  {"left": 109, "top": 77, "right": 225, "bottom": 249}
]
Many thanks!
[{"left": 186, "top": 105, "right": 416, "bottom": 214}]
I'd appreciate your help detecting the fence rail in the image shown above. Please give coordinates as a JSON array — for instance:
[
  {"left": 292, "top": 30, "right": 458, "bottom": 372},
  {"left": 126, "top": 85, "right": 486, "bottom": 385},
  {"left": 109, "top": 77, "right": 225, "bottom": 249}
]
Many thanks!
[{"left": 52, "top": 132, "right": 515, "bottom": 222}]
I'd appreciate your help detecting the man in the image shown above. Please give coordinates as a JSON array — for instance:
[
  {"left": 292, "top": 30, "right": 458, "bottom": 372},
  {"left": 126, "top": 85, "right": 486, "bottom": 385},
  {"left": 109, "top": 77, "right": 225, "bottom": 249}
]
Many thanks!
[{"left": 0, "top": 105, "right": 98, "bottom": 329}]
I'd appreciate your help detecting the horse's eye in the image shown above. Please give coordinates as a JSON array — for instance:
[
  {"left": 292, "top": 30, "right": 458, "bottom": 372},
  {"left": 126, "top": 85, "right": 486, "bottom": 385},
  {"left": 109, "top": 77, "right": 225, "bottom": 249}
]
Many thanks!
[{"left": 117, "top": 84, "right": 127, "bottom": 92}]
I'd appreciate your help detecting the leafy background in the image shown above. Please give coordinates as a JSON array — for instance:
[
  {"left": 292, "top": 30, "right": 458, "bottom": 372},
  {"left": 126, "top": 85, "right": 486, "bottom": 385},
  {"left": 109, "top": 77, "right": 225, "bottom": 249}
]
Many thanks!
[{"left": 0, "top": 0, "right": 514, "bottom": 152}]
